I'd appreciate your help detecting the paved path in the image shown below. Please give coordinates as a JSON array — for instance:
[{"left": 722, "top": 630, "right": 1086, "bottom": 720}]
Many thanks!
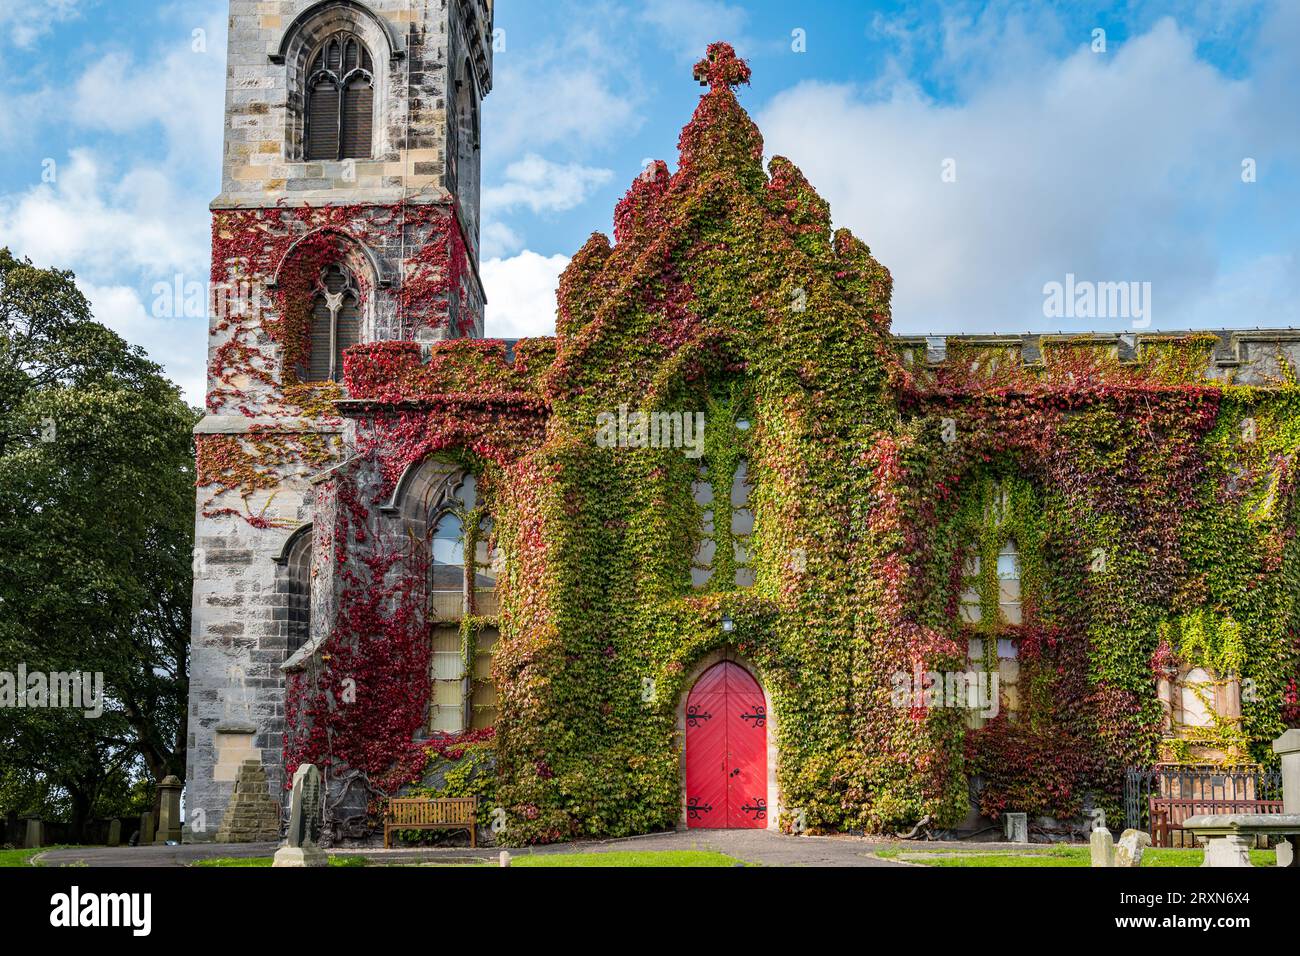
[{"left": 35, "top": 830, "right": 916, "bottom": 868}]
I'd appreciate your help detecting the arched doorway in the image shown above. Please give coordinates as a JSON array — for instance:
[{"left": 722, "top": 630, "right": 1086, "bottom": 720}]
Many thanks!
[{"left": 684, "top": 661, "right": 767, "bottom": 829}]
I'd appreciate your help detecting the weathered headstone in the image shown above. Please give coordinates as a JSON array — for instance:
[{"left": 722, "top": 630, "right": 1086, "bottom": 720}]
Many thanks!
[
  {"left": 23, "top": 816, "right": 43, "bottom": 850},
  {"left": 1273, "top": 729, "right": 1300, "bottom": 867},
  {"left": 107, "top": 819, "right": 122, "bottom": 848},
  {"left": 1114, "top": 829, "right": 1151, "bottom": 868},
  {"left": 139, "top": 810, "right": 155, "bottom": 845},
  {"left": 1004, "top": 812, "right": 1028, "bottom": 843},
  {"left": 273, "top": 764, "right": 327, "bottom": 867},
  {"left": 1089, "top": 828, "right": 1115, "bottom": 867},
  {"left": 499, "top": 850, "right": 511, "bottom": 868},
  {"left": 154, "top": 775, "right": 184, "bottom": 844},
  {"left": 214, "top": 759, "right": 282, "bottom": 844}
]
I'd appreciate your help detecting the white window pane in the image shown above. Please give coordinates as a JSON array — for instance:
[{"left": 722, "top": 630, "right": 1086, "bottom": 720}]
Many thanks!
[
  {"left": 998, "top": 577, "right": 1020, "bottom": 603},
  {"left": 1001, "top": 602, "right": 1022, "bottom": 626},
  {"left": 730, "top": 460, "right": 751, "bottom": 508},
  {"left": 996, "top": 638, "right": 1017, "bottom": 659},
  {"left": 457, "top": 475, "right": 477, "bottom": 511},
  {"left": 968, "top": 638, "right": 984, "bottom": 660},
  {"left": 433, "top": 652, "right": 464, "bottom": 681},
  {"left": 732, "top": 507, "right": 754, "bottom": 536},
  {"left": 960, "top": 603, "right": 982, "bottom": 624},
  {"left": 692, "top": 480, "right": 713, "bottom": 507},
  {"left": 996, "top": 552, "right": 1019, "bottom": 580}
]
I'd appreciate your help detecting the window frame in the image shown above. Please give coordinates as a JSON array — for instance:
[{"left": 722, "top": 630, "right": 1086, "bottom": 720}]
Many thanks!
[{"left": 303, "top": 31, "right": 376, "bottom": 162}]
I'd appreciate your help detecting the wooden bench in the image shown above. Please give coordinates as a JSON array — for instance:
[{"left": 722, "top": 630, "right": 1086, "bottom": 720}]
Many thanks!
[
  {"left": 384, "top": 797, "right": 477, "bottom": 848},
  {"left": 1149, "top": 796, "right": 1284, "bottom": 848}
]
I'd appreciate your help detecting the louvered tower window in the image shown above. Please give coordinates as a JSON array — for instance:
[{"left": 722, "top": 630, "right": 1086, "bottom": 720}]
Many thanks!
[
  {"left": 299, "top": 264, "right": 360, "bottom": 383},
  {"left": 305, "top": 33, "right": 374, "bottom": 161}
]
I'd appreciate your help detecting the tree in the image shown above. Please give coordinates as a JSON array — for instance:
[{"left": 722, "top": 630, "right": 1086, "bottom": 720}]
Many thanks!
[{"left": 0, "top": 248, "right": 198, "bottom": 839}]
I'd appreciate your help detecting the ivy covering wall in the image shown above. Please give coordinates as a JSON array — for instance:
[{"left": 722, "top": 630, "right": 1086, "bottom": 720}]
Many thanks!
[{"left": 278, "top": 44, "right": 1300, "bottom": 843}]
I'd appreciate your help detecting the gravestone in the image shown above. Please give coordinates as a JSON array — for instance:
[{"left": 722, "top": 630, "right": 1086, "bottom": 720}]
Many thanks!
[
  {"left": 1089, "top": 828, "right": 1114, "bottom": 867},
  {"left": 107, "top": 819, "right": 122, "bottom": 847},
  {"left": 273, "top": 764, "right": 327, "bottom": 867},
  {"left": 214, "top": 759, "right": 282, "bottom": 843},
  {"left": 1114, "top": 829, "right": 1151, "bottom": 867},
  {"left": 154, "top": 776, "right": 184, "bottom": 844},
  {"left": 1004, "top": 812, "right": 1028, "bottom": 843},
  {"left": 139, "top": 810, "right": 155, "bottom": 845},
  {"left": 1273, "top": 729, "right": 1300, "bottom": 867},
  {"left": 23, "top": 817, "right": 43, "bottom": 849}
]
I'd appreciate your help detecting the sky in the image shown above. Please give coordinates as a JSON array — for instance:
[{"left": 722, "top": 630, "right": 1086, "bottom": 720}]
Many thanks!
[{"left": 0, "top": 0, "right": 1297, "bottom": 405}]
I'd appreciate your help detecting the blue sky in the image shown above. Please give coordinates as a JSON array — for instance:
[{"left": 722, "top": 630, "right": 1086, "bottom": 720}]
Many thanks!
[{"left": 0, "top": 0, "right": 1297, "bottom": 403}]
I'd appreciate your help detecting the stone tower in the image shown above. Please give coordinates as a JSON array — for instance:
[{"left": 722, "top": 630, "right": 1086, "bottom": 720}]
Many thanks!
[{"left": 185, "top": 0, "right": 494, "bottom": 841}]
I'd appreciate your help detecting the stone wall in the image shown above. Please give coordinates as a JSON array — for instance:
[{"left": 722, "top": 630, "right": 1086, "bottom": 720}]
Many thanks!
[{"left": 187, "top": 1, "right": 494, "bottom": 841}]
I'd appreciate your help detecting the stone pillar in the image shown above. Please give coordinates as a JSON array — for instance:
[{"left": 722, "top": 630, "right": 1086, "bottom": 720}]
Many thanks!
[
  {"left": 139, "top": 811, "right": 155, "bottom": 846},
  {"left": 23, "top": 817, "right": 43, "bottom": 849},
  {"left": 1271, "top": 729, "right": 1300, "bottom": 866},
  {"left": 107, "top": 819, "right": 122, "bottom": 847},
  {"left": 154, "top": 776, "right": 184, "bottom": 845},
  {"left": 1202, "top": 834, "right": 1253, "bottom": 867}
]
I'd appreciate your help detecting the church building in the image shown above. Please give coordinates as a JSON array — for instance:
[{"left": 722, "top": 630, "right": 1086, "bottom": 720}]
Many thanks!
[{"left": 187, "top": 0, "right": 1300, "bottom": 844}]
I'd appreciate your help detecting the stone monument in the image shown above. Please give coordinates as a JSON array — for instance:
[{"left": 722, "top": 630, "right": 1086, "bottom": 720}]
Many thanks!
[
  {"left": 273, "top": 764, "right": 327, "bottom": 867},
  {"left": 214, "top": 759, "right": 283, "bottom": 843},
  {"left": 1114, "top": 828, "right": 1151, "bottom": 867},
  {"left": 1089, "top": 828, "right": 1114, "bottom": 867},
  {"left": 1004, "top": 812, "right": 1029, "bottom": 843},
  {"left": 154, "top": 775, "right": 184, "bottom": 844}
]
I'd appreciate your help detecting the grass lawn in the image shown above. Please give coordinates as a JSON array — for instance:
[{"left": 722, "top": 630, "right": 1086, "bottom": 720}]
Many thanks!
[
  {"left": 511, "top": 850, "right": 742, "bottom": 867},
  {"left": 874, "top": 845, "right": 1277, "bottom": 867},
  {"left": 0, "top": 847, "right": 46, "bottom": 867}
]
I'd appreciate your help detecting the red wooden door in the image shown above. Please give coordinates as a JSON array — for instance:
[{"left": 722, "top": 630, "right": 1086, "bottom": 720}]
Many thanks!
[{"left": 685, "top": 662, "right": 767, "bottom": 829}]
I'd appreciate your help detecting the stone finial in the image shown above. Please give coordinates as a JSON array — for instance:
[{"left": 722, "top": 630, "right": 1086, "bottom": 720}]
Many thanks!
[{"left": 693, "top": 42, "right": 751, "bottom": 90}]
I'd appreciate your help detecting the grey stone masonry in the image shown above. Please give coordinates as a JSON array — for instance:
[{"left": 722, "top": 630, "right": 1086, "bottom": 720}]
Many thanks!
[
  {"left": 185, "top": 0, "right": 493, "bottom": 841},
  {"left": 214, "top": 760, "right": 284, "bottom": 843},
  {"left": 215, "top": 0, "right": 494, "bottom": 263}
]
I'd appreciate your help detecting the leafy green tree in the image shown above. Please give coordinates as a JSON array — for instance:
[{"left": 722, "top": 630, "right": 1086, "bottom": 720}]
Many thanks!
[{"left": 0, "top": 249, "right": 198, "bottom": 839}]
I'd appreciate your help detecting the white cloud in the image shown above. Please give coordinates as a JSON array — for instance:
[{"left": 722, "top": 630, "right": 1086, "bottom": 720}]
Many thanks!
[
  {"left": 0, "top": 149, "right": 208, "bottom": 279},
  {"left": 757, "top": 15, "right": 1300, "bottom": 333},
  {"left": 0, "top": 0, "right": 83, "bottom": 48},
  {"left": 486, "top": 20, "right": 644, "bottom": 155},
  {"left": 482, "top": 250, "right": 569, "bottom": 339},
  {"left": 70, "top": 17, "right": 227, "bottom": 167},
  {"left": 484, "top": 154, "right": 614, "bottom": 216},
  {"left": 79, "top": 282, "right": 208, "bottom": 404}
]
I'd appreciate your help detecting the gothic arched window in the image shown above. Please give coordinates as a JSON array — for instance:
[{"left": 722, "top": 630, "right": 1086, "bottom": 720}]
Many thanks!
[
  {"left": 282, "top": 527, "right": 313, "bottom": 656},
  {"left": 305, "top": 32, "right": 374, "bottom": 161},
  {"left": 301, "top": 264, "right": 360, "bottom": 383},
  {"left": 424, "top": 472, "right": 500, "bottom": 733}
]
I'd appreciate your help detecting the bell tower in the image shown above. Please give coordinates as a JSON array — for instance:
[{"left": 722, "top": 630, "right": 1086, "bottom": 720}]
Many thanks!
[{"left": 186, "top": 0, "right": 494, "bottom": 840}]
